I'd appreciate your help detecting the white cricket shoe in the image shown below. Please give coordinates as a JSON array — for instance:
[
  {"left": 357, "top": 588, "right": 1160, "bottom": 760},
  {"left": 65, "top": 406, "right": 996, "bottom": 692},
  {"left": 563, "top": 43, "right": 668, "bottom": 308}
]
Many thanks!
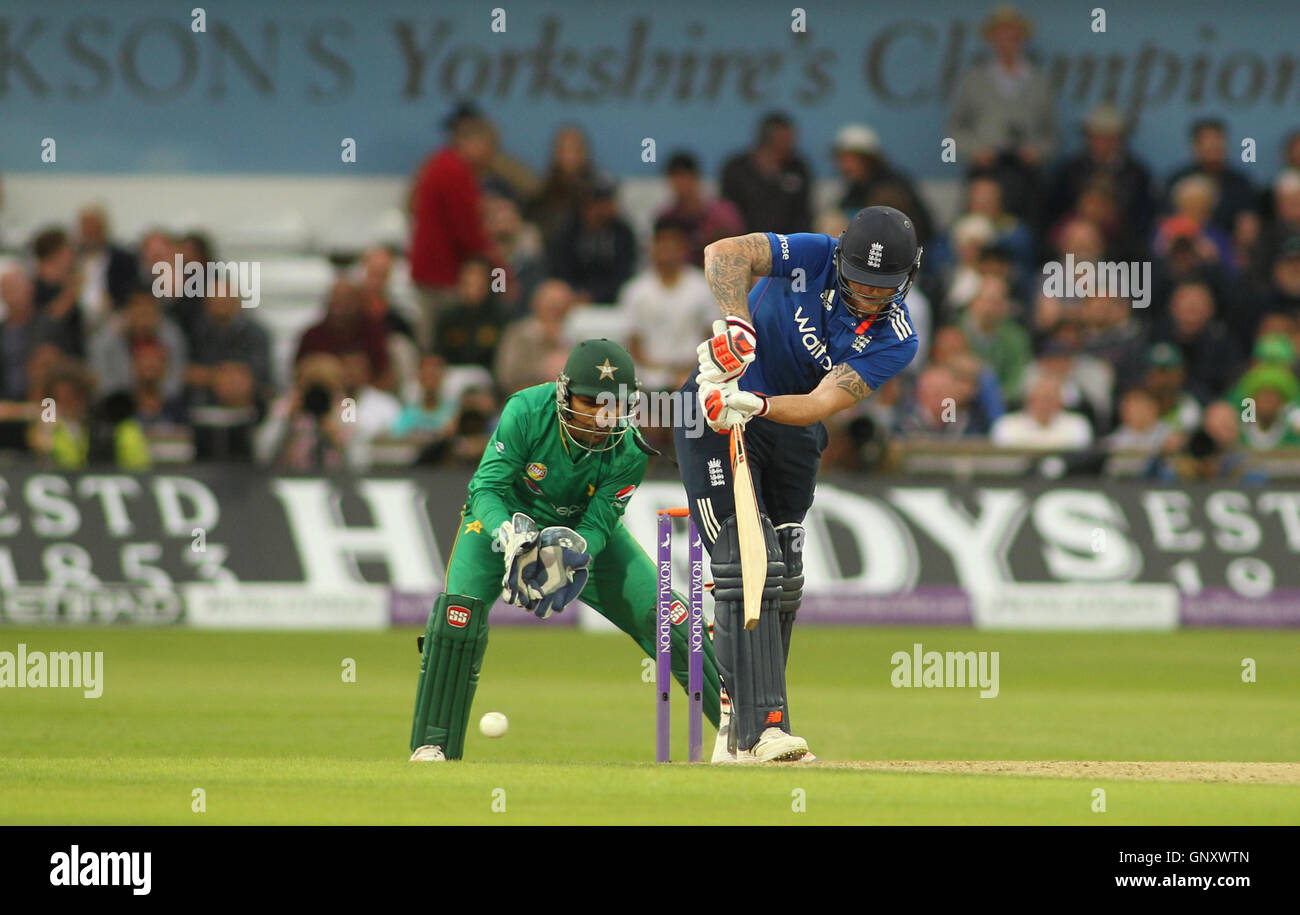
[
  {"left": 715, "top": 749, "right": 761, "bottom": 765},
  {"left": 409, "top": 745, "right": 446, "bottom": 762},
  {"left": 751, "top": 727, "right": 809, "bottom": 762}
]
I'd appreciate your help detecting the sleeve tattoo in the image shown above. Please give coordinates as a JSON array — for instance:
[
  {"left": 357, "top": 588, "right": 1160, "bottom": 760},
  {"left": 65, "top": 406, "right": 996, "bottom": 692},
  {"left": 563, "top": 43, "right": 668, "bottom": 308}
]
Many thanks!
[
  {"left": 704, "top": 233, "right": 773, "bottom": 319},
  {"left": 829, "top": 363, "right": 873, "bottom": 404}
]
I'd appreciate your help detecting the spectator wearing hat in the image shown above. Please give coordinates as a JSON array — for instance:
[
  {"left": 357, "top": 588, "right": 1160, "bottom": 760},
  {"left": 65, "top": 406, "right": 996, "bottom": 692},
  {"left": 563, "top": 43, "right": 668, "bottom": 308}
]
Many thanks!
[
  {"left": 546, "top": 172, "right": 637, "bottom": 304},
  {"left": 1047, "top": 103, "right": 1156, "bottom": 248},
  {"left": 1226, "top": 332, "right": 1299, "bottom": 405},
  {"left": 832, "top": 124, "right": 934, "bottom": 245},
  {"left": 655, "top": 151, "right": 744, "bottom": 268},
  {"left": 1142, "top": 342, "right": 1203, "bottom": 433},
  {"left": 408, "top": 111, "right": 501, "bottom": 351},
  {"left": 1151, "top": 280, "right": 1243, "bottom": 402},
  {"left": 1166, "top": 118, "right": 1257, "bottom": 239},
  {"left": 1231, "top": 363, "right": 1300, "bottom": 449},
  {"left": 935, "top": 214, "right": 997, "bottom": 313},
  {"left": 947, "top": 5, "right": 1057, "bottom": 229},
  {"left": 719, "top": 111, "right": 813, "bottom": 234}
]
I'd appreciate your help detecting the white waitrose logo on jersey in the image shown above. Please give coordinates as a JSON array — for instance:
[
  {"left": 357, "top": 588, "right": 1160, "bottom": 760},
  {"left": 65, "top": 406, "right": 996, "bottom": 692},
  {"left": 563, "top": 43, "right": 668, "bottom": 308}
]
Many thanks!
[
  {"left": 867, "top": 242, "right": 883, "bottom": 268},
  {"left": 793, "top": 306, "right": 832, "bottom": 370},
  {"left": 777, "top": 234, "right": 790, "bottom": 261}
]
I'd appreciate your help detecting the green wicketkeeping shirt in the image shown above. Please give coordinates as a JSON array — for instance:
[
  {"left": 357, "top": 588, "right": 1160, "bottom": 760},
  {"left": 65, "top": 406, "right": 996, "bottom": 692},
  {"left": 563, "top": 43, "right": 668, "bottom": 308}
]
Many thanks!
[{"left": 466, "top": 382, "right": 648, "bottom": 557}]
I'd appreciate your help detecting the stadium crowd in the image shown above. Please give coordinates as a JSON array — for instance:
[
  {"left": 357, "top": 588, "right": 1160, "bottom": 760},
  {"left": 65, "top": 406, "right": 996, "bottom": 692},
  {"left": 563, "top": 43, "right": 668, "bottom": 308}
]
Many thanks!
[{"left": 2, "top": 5, "right": 1299, "bottom": 479}]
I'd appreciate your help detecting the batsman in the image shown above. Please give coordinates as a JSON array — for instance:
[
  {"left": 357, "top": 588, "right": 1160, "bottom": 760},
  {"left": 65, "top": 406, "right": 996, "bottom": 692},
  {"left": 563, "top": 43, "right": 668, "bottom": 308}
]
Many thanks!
[
  {"left": 410, "top": 339, "right": 722, "bottom": 762},
  {"left": 678, "top": 206, "right": 922, "bottom": 763}
]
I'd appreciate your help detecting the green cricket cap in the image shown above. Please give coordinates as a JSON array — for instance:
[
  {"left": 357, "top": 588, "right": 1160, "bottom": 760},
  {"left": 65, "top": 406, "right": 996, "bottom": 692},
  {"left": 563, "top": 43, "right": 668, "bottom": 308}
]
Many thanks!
[{"left": 562, "top": 339, "right": 639, "bottom": 398}]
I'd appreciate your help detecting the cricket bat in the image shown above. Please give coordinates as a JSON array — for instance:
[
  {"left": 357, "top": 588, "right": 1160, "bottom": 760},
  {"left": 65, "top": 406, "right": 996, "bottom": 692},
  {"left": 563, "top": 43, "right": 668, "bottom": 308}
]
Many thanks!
[{"left": 729, "top": 425, "right": 765, "bottom": 630}]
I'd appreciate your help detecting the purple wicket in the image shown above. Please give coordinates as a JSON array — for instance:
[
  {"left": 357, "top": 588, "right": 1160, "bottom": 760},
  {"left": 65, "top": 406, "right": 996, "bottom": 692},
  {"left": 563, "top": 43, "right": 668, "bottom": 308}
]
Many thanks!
[{"left": 656, "top": 509, "right": 705, "bottom": 763}]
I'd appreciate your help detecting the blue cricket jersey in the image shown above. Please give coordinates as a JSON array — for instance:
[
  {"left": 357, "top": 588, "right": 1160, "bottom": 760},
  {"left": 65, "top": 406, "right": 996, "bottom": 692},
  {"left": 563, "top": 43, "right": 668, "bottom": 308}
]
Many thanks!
[{"left": 738, "top": 232, "right": 919, "bottom": 398}]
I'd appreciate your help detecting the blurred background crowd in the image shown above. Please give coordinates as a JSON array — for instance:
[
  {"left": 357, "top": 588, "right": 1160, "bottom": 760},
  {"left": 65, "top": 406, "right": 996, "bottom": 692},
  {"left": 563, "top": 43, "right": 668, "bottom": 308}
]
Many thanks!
[{"left": 2, "top": 5, "right": 1299, "bottom": 480}]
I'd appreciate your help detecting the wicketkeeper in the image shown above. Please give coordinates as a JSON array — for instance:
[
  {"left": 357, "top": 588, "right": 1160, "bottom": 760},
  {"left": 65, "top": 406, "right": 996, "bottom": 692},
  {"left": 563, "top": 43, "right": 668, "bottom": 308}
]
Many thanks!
[{"left": 410, "top": 339, "right": 722, "bottom": 762}]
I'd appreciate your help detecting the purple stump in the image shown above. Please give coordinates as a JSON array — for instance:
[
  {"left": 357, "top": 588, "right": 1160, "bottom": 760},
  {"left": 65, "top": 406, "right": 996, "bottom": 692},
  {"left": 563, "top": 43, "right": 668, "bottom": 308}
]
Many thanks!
[
  {"left": 656, "top": 512, "right": 672, "bottom": 762},
  {"left": 688, "top": 518, "right": 704, "bottom": 763}
]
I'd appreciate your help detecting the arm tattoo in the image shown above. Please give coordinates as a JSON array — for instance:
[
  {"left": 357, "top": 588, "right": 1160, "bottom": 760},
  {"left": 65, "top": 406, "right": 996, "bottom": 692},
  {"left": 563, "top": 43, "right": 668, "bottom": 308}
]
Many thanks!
[
  {"left": 704, "top": 233, "right": 773, "bottom": 320},
  {"left": 829, "top": 363, "right": 873, "bottom": 404}
]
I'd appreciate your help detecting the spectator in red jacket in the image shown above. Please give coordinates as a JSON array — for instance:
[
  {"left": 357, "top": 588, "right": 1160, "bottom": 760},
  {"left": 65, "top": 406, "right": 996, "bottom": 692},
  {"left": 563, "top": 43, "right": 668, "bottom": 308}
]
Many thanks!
[{"left": 408, "top": 113, "right": 500, "bottom": 352}]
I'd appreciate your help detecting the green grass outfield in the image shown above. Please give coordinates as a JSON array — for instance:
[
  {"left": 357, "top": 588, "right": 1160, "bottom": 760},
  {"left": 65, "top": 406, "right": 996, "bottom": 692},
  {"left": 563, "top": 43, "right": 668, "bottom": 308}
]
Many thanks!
[{"left": 1, "top": 627, "right": 1297, "bottom": 825}]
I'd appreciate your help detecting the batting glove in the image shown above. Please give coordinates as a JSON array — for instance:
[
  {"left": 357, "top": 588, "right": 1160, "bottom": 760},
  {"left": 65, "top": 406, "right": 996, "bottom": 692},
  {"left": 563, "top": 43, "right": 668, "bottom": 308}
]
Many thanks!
[
  {"left": 696, "top": 318, "right": 757, "bottom": 385},
  {"left": 700, "top": 380, "right": 768, "bottom": 433}
]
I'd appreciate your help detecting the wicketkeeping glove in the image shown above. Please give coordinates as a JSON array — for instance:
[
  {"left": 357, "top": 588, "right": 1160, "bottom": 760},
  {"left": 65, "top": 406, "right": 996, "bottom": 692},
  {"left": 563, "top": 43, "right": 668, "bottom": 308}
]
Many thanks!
[
  {"left": 696, "top": 318, "right": 757, "bottom": 385},
  {"left": 498, "top": 512, "right": 542, "bottom": 609},
  {"left": 523, "top": 527, "right": 591, "bottom": 619},
  {"left": 700, "top": 380, "right": 769, "bottom": 432}
]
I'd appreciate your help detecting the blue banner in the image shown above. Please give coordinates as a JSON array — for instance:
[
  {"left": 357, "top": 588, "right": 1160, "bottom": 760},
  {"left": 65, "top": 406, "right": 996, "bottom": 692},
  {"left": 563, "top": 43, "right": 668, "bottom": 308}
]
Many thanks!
[{"left": 0, "top": 0, "right": 1292, "bottom": 178}]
